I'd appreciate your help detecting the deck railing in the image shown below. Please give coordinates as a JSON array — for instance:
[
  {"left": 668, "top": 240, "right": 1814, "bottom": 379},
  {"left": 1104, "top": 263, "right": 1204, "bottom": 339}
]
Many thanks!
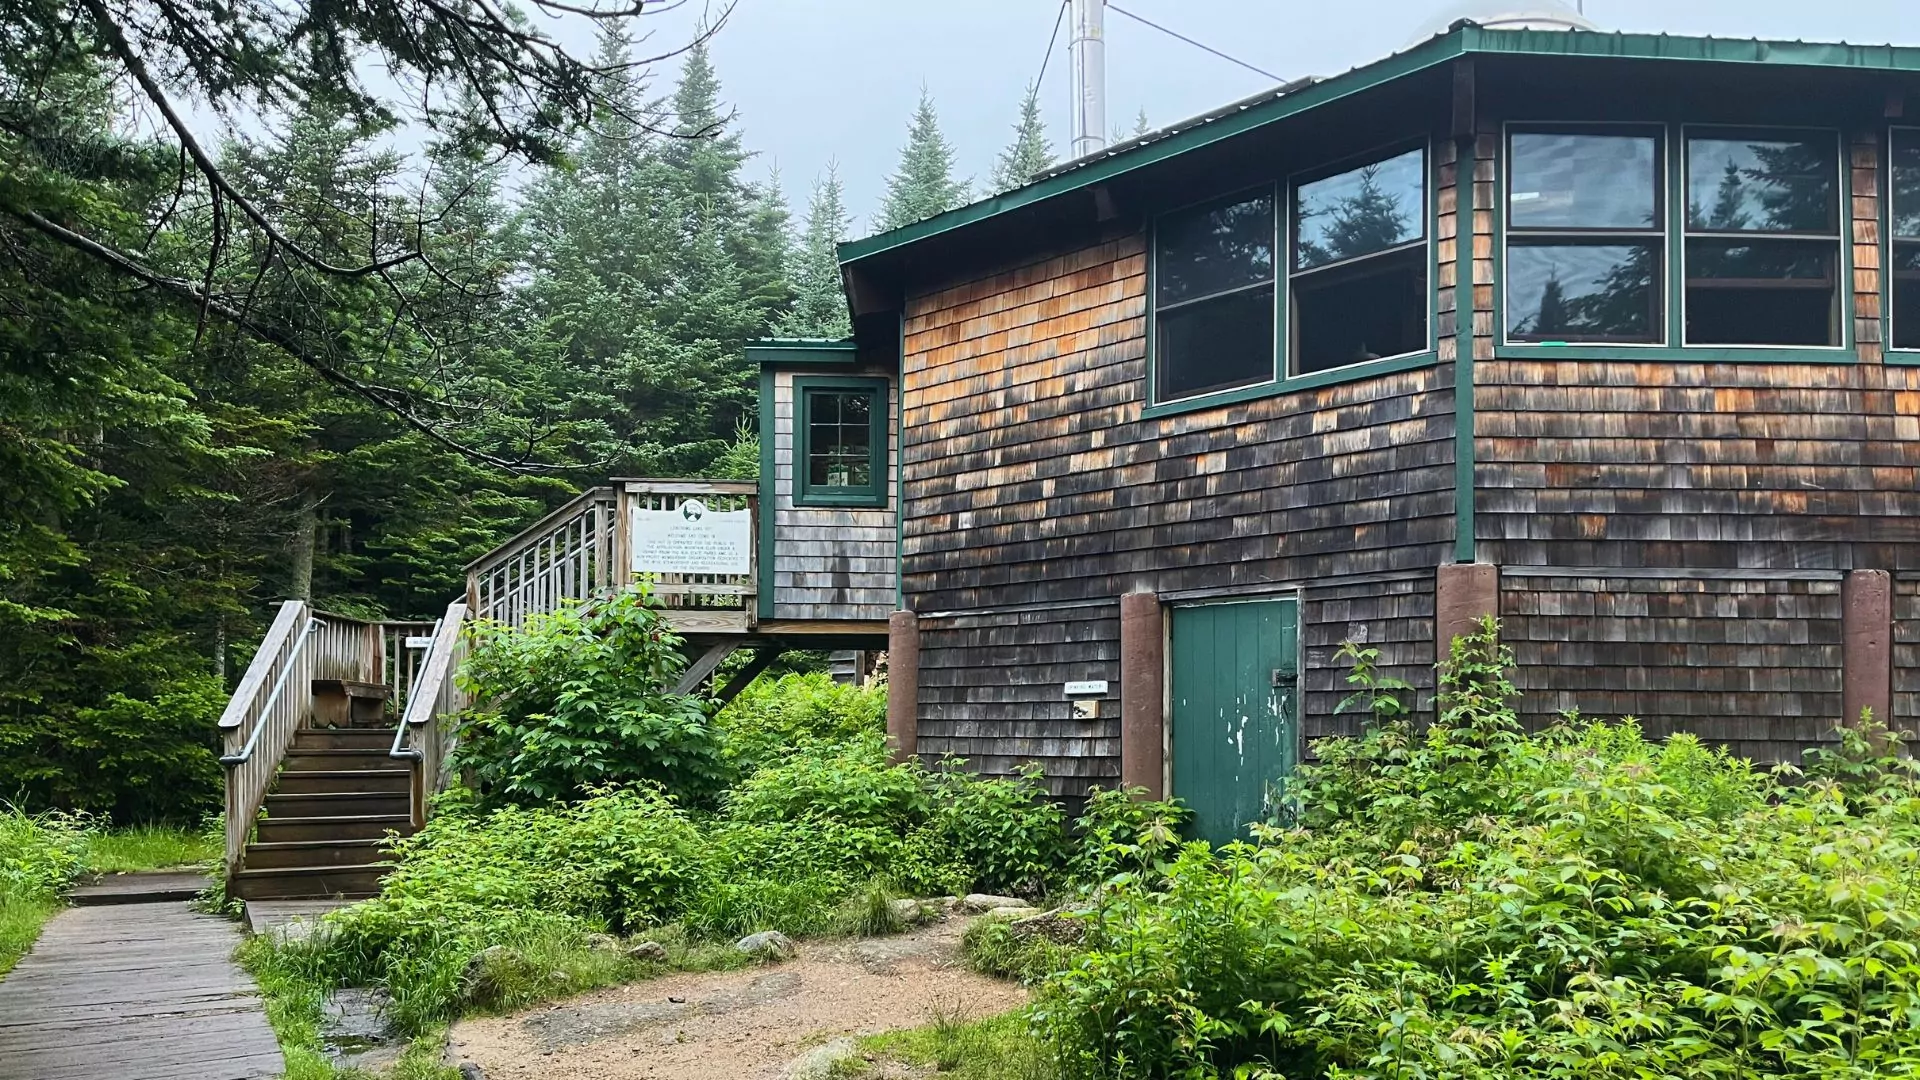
[
  {"left": 466, "top": 487, "right": 618, "bottom": 627},
  {"left": 391, "top": 600, "right": 469, "bottom": 828}
]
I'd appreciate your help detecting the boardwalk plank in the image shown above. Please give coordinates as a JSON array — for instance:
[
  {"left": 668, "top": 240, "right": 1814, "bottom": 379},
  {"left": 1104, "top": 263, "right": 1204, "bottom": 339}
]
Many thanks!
[{"left": 0, "top": 902, "right": 282, "bottom": 1080}]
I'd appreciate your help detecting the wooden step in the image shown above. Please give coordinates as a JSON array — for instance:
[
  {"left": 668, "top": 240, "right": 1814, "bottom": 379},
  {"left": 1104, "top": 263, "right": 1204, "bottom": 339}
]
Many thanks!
[
  {"left": 272, "top": 769, "right": 411, "bottom": 796},
  {"left": 282, "top": 748, "right": 402, "bottom": 772},
  {"left": 264, "top": 791, "right": 410, "bottom": 819},
  {"left": 242, "top": 839, "right": 390, "bottom": 870},
  {"left": 230, "top": 863, "right": 388, "bottom": 901},
  {"left": 290, "top": 728, "right": 398, "bottom": 751},
  {"left": 254, "top": 815, "right": 414, "bottom": 844}
]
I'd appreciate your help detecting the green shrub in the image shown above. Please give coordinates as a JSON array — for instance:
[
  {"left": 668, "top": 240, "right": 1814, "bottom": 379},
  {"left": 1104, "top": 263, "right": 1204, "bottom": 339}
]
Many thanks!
[
  {"left": 929, "top": 763, "right": 1066, "bottom": 898},
  {"left": 454, "top": 589, "right": 729, "bottom": 805},
  {"left": 724, "top": 733, "right": 928, "bottom": 830},
  {"left": 718, "top": 671, "right": 886, "bottom": 770},
  {"left": 1032, "top": 620, "right": 1920, "bottom": 1080},
  {"left": 1067, "top": 786, "right": 1187, "bottom": 887},
  {"left": 0, "top": 804, "right": 91, "bottom": 901}
]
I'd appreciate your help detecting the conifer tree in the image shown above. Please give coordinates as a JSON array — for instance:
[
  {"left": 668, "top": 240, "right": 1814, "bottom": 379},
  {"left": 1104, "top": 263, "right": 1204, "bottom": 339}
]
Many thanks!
[
  {"left": 990, "top": 82, "right": 1055, "bottom": 193},
  {"left": 1134, "top": 108, "right": 1151, "bottom": 137},
  {"left": 782, "top": 164, "right": 854, "bottom": 338},
  {"left": 879, "top": 89, "right": 970, "bottom": 231}
]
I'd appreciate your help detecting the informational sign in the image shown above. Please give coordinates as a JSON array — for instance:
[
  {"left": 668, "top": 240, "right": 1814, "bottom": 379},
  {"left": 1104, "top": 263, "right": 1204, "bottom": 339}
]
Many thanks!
[
  {"left": 631, "top": 499, "right": 752, "bottom": 577},
  {"left": 1064, "top": 680, "right": 1109, "bottom": 697}
]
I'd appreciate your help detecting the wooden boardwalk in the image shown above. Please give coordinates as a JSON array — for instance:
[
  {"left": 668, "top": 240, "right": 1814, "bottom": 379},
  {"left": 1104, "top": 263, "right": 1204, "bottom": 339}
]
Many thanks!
[{"left": 0, "top": 899, "right": 283, "bottom": 1080}]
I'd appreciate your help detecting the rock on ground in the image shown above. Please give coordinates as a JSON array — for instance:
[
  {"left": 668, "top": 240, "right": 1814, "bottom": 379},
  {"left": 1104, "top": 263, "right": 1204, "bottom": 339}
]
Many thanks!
[
  {"left": 736, "top": 930, "right": 797, "bottom": 959},
  {"left": 960, "top": 893, "right": 1028, "bottom": 913}
]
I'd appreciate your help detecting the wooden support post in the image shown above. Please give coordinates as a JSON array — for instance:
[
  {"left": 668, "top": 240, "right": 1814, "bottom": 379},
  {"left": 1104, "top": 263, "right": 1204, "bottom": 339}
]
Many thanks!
[
  {"left": 887, "top": 611, "right": 920, "bottom": 765},
  {"left": 1436, "top": 563, "right": 1500, "bottom": 664},
  {"left": 1119, "top": 591, "right": 1166, "bottom": 799},
  {"left": 713, "top": 648, "right": 780, "bottom": 708},
  {"left": 1844, "top": 569, "right": 1893, "bottom": 733}
]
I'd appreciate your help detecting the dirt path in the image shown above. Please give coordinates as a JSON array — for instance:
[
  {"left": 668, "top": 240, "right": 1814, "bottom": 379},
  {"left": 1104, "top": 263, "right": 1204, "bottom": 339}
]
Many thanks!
[{"left": 447, "top": 916, "right": 1025, "bottom": 1080}]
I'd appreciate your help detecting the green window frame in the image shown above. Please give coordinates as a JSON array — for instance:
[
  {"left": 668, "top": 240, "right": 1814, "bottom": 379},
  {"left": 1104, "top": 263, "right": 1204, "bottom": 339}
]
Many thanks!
[
  {"left": 792, "top": 376, "right": 888, "bottom": 509},
  {"left": 1143, "top": 139, "right": 1439, "bottom": 419},
  {"left": 1888, "top": 126, "right": 1920, "bottom": 357},
  {"left": 1496, "top": 121, "right": 1855, "bottom": 362}
]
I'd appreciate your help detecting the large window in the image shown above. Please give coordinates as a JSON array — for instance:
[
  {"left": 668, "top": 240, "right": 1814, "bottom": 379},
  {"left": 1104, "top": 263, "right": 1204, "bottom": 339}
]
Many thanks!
[
  {"left": 1891, "top": 129, "right": 1920, "bottom": 350},
  {"left": 1153, "top": 191, "right": 1278, "bottom": 401},
  {"left": 1290, "top": 146, "right": 1429, "bottom": 374},
  {"left": 1506, "top": 128, "right": 1664, "bottom": 343},
  {"left": 794, "top": 378, "right": 887, "bottom": 508},
  {"left": 1683, "top": 130, "right": 1841, "bottom": 347}
]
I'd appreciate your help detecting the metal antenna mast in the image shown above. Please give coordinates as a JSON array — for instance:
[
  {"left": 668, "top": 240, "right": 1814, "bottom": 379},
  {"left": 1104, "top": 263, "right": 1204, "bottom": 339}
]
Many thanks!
[{"left": 1070, "top": 0, "right": 1107, "bottom": 157}]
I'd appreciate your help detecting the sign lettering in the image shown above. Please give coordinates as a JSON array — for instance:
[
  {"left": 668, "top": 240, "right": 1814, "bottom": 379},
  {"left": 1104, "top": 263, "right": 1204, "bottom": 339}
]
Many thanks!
[{"left": 631, "top": 499, "right": 752, "bottom": 577}]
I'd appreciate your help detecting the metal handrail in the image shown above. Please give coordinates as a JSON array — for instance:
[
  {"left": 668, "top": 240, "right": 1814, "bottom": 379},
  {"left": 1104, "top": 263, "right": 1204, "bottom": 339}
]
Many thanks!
[
  {"left": 390, "top": 617, "right": 442, "bottom": 760},
  {"left": 220, "top": 617, "right": 319, "bottom": 767}
]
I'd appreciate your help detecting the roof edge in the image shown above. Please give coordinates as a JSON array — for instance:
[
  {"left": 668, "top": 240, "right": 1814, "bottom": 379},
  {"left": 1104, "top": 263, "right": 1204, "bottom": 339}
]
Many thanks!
[
  {"left": 838, "top": 24, "right": 1920, "bottom": 270},
  {"left": 746, "top": 339, "right": 858, "bottom": 366}
]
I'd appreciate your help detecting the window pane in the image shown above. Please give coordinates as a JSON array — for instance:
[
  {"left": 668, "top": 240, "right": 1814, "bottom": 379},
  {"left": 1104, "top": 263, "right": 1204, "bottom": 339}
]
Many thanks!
[
  {"left": 1685, "top": 238, "right": 1837, "bottom": 346},
  {"left": 1507, "top": 243, "right": 1659, "bottom": 343},
  {"left": 1293, "top": 247, "right": 1427, "bottom": 374},
  {"left": 1893, "top": 242, "right": 1920, "bottom": 350},
  {"left": 1510, "top": 132, "right": 1659, "bottom": 230},
  {"left": 1296, "top": 147, "right": 1425, "bottom": 271},
  {"left": 805, "top": 391, "right": 876, "bottom": 490},
  {"left": 1156, "top": 193, "right": 1275, "bottom": 305},
  {"left": 1686, "top": 135, "right": 1836, "bottom": 233},
  {"left": 808, "top": 391, "right": 840, "bottom": 425},
  {"left": 842, "top": 392, "right": 871, "bottom": 425},
  {"left": 1893, "top": 131, "right": 1920, "bottom": 239},
  {"left": 1157, "top": 285, "right": 1276, "bottom": 399}
]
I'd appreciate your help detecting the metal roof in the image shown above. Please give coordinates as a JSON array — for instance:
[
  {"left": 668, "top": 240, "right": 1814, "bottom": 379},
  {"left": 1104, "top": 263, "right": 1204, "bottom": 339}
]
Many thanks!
[{"left": 837, "top": 23, "right": 1920, "bottom": 270}]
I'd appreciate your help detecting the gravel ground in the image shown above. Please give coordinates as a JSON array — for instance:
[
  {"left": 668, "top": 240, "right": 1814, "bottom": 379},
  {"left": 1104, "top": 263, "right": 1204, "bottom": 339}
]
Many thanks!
[{"left": 446, "top": 915, "right": 1026, "bottom": 1080}]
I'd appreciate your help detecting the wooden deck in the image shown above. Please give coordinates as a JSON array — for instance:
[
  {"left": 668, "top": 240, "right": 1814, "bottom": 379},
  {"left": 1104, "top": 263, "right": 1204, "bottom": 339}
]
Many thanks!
[{"left": 0, "top": 900, "right": 282, "bottom": 1079}]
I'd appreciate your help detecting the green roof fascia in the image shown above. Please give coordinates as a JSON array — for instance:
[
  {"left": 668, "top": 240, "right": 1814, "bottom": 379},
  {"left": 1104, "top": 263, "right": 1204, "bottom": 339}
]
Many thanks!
[
  {"left": 746, "top": 339, "right": 858, "bottom": 366},
  {"left": 838, "top": 25, "right": 1920, "bottom": 270}
]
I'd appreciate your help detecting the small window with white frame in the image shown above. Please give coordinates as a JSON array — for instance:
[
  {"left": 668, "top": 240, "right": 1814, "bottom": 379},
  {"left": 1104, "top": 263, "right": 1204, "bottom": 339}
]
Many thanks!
[
  {"left": 1505, "top": 126, "right": 1665, "bottom": 344},
  {"left": 1890, "top": 128, "right": 1920, "bottom": 351},
  {"left": 1289, "top": 145, "right": 1429, "bottom": 375},
  {"left": 1682, "top": 128, "right": 1842, "bottom": 347}
]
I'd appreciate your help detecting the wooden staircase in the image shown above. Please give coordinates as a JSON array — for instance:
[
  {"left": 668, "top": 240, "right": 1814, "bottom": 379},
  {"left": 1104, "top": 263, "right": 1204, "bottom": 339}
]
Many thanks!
[{"left": 229, "top": 728, "right": 415, "bottom": 900}]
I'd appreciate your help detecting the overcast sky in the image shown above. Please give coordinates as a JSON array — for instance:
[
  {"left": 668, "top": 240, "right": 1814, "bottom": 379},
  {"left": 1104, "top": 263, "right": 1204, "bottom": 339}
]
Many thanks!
[{"left": 581, "top": 1, "right": 1919, "bottom": 231}]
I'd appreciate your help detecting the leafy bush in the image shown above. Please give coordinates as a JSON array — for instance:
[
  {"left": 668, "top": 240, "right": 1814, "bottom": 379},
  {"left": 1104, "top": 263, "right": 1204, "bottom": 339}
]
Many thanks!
[
  {"left": 0, "top": 675, "right": 224, "bottom": 822},
  {"left": 0, "top": 804, "right": 91, "bottom": 902},
  {"left": 928, "top": 763, "right": 1067, "bottom": 898},
  {"left": 1033, "top": 620, "right": 1920, "bottom": 1080},
  {"left": 1067, "top": 786, "right": 1188, "bottom": 887},
  {"left": 725, "top": 733, "right": 928, "bottom": 830},
  {"left": 717, "top": 671, "right": 886, "bottom": 771},
  {"left": 454, "top": 589, "right": 729, "bottom": 805}
]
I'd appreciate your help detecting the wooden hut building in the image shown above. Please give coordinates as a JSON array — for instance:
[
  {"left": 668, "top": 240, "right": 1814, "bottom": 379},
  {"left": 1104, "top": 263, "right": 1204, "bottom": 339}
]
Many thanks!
[{"left": 773, "top": 17, "right": 1920, "bottom": 841}]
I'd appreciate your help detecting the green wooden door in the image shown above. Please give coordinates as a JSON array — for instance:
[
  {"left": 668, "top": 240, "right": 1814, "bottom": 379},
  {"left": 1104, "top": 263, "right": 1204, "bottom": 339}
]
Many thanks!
[{"left": 1170, "top": 599, "right": 1300, "bottom": 845}]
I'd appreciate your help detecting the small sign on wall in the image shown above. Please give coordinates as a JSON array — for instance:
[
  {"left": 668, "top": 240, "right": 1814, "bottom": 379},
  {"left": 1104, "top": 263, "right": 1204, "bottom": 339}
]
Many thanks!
[
  {"left": 632, "top": 500, "right": 752, "bottom": 577},
  {"left": 1064, "top": 680, "right": 1109, "bottom": 697}
]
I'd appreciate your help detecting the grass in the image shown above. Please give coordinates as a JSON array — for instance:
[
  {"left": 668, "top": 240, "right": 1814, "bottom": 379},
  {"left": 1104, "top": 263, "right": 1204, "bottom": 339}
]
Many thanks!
[
  {"left": 83, "top": 824, "right": 219, "bottom": 873},
  {"left": 240, "top": 933, "right": 462, "bottom": 1080},
  {"left": 0, "top": 895, "right": 58, "bottom": 978},
  {"left": 858, "top": 1008, "right": 1057, "bottom": 1080}
]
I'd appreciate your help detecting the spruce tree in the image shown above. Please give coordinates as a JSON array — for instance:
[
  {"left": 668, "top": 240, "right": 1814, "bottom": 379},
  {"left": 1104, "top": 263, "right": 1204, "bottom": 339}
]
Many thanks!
[
  {"left": 879, "top": 89, "right": 970, "bottom": 231},
  {"left": 1134, "top": 108, "right": 1151, "bottom": 137},
  {"left": 990, "top": 82, "right": 1055, "bottom": 193},
  {"left": 782, "top": 164, "right": 854, "bottom": 338}
]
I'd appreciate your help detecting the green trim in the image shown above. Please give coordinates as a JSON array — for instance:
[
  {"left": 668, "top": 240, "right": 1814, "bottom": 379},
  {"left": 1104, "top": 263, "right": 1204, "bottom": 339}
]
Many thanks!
[
  {"left": 895, "top": 314, "right": 907, "bottom": 612},
  {"left": 840, "top": 34, "right": 1468, "bottom": 267},
  {"left": 793, "top": 376, "right": 890, "bottom": 509},
  {"left": 757, "top": 368, "right": 776, "bottom": 621},
  {"left": 1885, "top": 353, "right": 1920, "bottom": 365},
  {"left": 839, "top": 26, "right": 1920, "bottom": 271},
  {"left": 1452, "top": 135, "right": 1477, "bottom": 566},
  {"left": 1494, "top": 344, "right": 1861, "bottom": 363},
  {"left": 1139, "top": 353, "right": 1437, "bottom": 420},
  {"left": 747, "top": 340, "right": 858, "bottom": 367}
]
